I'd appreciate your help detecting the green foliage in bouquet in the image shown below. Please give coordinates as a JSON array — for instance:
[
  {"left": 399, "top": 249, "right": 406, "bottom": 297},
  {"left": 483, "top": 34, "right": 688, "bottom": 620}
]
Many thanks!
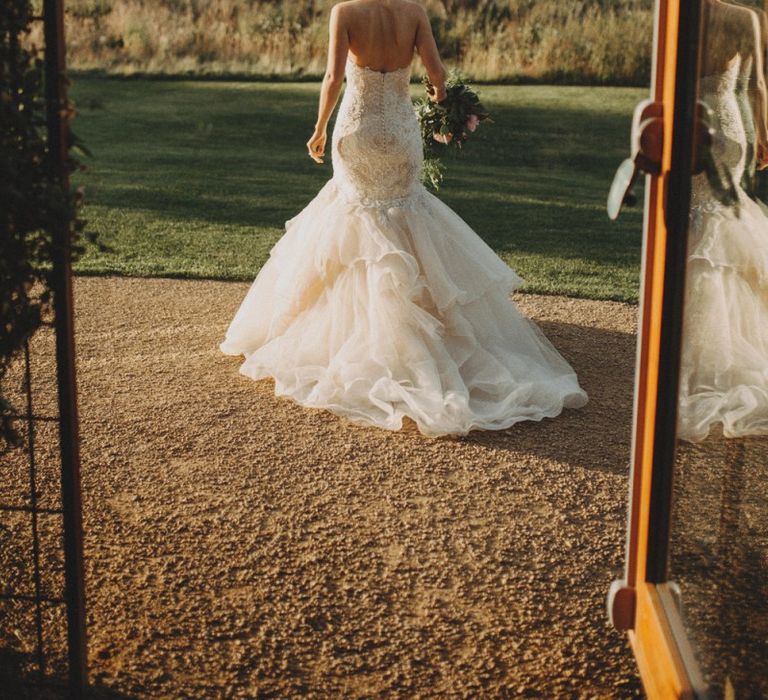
[
  {"left": 1, "top": 0, "right": 91, "bottom": 448},
  {"left": 415, "top": 71, "right": 490, "bottom": 191},
  {"left": 420, "top": 157, "right": 447, "bottom": 192}
]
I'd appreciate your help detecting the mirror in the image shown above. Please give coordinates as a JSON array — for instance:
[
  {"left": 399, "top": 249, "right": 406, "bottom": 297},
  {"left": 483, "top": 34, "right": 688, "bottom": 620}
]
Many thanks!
[{"left": 670, "top": 0, "right": 768, "bottom": 695}]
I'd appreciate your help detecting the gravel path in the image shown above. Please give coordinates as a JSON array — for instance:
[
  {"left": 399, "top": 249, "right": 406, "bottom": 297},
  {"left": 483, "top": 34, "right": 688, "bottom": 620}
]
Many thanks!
[{"left": 2, "top": 277, "right": 643, "bottom": 698}]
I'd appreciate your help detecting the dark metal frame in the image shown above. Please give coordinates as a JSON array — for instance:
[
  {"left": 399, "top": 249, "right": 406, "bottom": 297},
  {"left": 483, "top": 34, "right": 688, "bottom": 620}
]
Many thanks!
[
  {"left": 43, "top": 0, "right": 89, "bottom": 691},
  {"left": 0, "top": 0, "right": 88, "bottom": 695},
  {"left": 0, "top": 347, "right": 66, "bottom": 675}
]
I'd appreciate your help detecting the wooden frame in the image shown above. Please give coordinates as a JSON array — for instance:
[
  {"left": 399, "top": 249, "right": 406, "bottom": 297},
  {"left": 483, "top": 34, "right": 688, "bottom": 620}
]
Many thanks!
[{"left": 608, "top": 0, "right": 709, "bottom": 697}]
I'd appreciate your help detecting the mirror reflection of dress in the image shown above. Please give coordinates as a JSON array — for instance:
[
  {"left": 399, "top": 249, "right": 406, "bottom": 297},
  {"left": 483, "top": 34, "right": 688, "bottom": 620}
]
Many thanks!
[
  {"left": 679, "top": 51, "right": 768, "bottom": 442},
  {"left": 220, "top": 58, "right": 587, "bottom": 437}
]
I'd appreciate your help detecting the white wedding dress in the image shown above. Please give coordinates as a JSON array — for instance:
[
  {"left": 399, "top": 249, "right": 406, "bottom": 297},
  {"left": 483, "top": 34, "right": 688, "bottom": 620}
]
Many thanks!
[
  {"left": 679, "top": 55, "right": 768, "bottom": 442},
  {"left": 220, "top": 57, "right": 587, "bottom": 436}
]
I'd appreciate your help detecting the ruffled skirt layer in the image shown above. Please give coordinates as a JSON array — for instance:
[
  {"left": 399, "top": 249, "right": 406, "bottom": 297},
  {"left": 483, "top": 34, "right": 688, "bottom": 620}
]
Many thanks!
[
  {"left": 679, "top": 195, "right": 768, "bottom": 442},
  {"left": 221, "top": 180, "right": 587, "bottom": 437}
]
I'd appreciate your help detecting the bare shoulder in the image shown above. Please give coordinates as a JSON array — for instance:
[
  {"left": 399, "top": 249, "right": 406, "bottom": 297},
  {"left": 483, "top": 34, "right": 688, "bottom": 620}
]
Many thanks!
[
  {"left": 329, "top": 0, "right": 359, "bottom": 19},
  {"left": 330, "top": 1, "right": 351, "bottom": 14},
  {"left": 398, "top": 0, "right": 429, "bottom": 19},
  {"left": 714, "top": 1, "right": 757, "bottom": 27}
]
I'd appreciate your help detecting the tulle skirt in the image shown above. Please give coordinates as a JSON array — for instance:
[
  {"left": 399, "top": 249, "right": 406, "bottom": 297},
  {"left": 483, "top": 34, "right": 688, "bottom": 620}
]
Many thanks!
[
  {"left": 678, "top": 194, "right": 768, "bottom": 442},
  {"left": 221, "top": 180, "right": 587, "bottom": 437}
]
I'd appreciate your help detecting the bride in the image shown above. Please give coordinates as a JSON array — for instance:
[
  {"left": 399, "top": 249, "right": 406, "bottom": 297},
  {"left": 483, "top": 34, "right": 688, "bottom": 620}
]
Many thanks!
[
  {"left": 220, "top": 0, "right": 587, "bottom": 437},
  {"left": 678, "top": 0, "right": 768, "bottom": 442}
]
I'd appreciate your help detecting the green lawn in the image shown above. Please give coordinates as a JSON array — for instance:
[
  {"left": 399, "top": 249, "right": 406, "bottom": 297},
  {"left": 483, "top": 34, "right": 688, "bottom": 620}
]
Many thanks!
[{"left": 71, "top": 78, "right": 647, "bottom": 302}]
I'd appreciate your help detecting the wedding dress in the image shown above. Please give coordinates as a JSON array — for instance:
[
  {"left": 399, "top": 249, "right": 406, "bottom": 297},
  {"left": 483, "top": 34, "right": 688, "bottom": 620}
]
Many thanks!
[
  {"left": 678, "top": 55, "right": 768, "bottom": 442},
  {"left": 220, "top": 58, "right": 587, "bottom": 436}
]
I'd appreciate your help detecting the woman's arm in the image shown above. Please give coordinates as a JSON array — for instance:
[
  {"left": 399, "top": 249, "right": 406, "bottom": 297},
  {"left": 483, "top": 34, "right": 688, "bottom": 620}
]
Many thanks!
[
  {"left": 746, "top": 9, "right": 768, "bottom": 169},
  {"left": 307, "top": 4, "right": 349, "bottom": 164},
  {"left": 751, "top": 9, "right": 768, "bottom": 169},
  {"left": 415, "top": 7, "right": 447, "bottom": 102}
]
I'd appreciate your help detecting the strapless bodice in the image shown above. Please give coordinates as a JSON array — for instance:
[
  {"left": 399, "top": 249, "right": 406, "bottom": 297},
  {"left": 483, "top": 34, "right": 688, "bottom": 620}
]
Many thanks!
[
  {"left": 692, "top": 56, "right": 749, "bottom": 212},
  {"left": 343, "top": 58, "right": 413, "bottom": 99},
  {"left": 331, "top": 58, "right": 424, "bottom": 208}
]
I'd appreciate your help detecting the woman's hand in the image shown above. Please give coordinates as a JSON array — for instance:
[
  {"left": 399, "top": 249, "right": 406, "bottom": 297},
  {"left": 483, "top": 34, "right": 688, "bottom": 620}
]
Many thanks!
[
  {"left": 426, "top": 80, "right": 446, "bottom": 103},
  {"left": 758, "top": 139, "right": 768, "bottom": 171},
  {"left": 307, "top": 128, "right": 327, "bottom": 164}
]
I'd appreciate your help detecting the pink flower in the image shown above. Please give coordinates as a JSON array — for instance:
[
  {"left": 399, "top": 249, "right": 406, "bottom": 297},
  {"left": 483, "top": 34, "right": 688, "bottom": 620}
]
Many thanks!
[
  {"left": 466, "top": 114, "right": 480, "bottom": 132},
  {"left": 433, "top": 132, "right": 453, "bottom": 144}
]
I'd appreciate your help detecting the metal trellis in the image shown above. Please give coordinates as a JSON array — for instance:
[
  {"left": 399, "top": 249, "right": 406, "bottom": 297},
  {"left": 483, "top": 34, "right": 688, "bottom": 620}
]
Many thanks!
[{"left": 0, "top": 0, "right": 88, "bottom": 695}]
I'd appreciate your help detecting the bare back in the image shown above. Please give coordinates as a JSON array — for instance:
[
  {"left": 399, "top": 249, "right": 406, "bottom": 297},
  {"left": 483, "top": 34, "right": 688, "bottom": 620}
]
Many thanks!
[
  {"left": 341, "top": 0, "right": 425, "bottom": 72},
  {"left": 702, "top": 0, "right": 761, "bottom": 77},
  {"left": 308, "top": 0, "right": 445, "bottom": 163}
]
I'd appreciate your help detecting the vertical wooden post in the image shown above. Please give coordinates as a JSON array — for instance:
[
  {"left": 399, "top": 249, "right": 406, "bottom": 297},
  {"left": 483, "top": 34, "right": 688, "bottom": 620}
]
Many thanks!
[{"left": 42, "top": 0, "right": 89, "bottom": 694}]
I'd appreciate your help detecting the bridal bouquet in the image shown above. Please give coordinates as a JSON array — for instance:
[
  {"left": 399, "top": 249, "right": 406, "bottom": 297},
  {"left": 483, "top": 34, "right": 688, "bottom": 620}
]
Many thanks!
[{"left": 415, "top": 72, "right": 490, "bottom": 190}]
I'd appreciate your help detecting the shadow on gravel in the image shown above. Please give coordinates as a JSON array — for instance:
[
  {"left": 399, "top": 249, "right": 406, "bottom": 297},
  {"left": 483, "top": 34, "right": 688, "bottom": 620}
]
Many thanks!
[
  {"left": 464, "top": 320, "right": 637, "bottom": 477},
  {"left": 0, "top": 645, "right": 135, "bottom": 699},
  {"left": 0, "top": 646, "right": 68, "bottom": 700}
]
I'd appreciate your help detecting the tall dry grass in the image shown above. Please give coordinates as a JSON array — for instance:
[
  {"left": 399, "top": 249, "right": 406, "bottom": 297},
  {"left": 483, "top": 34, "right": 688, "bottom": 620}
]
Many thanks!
[{"left": 37, "top": 0, "right": 654, "bottom": 84}]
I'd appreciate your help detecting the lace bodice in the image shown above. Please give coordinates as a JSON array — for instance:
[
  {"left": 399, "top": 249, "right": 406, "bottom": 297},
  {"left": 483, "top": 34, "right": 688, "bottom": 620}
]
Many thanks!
[
  {"left": 691, "top": 56, "right": 749, "bottom": 213},
  {"left": 331, "top": 58, "right": 424, "bottom": 208}
]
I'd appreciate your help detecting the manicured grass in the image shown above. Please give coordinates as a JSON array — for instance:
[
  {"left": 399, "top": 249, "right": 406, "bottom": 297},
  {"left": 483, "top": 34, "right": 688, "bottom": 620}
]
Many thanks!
[{"left": 71, "top": 77, "right": 646, "bottom": 302}]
